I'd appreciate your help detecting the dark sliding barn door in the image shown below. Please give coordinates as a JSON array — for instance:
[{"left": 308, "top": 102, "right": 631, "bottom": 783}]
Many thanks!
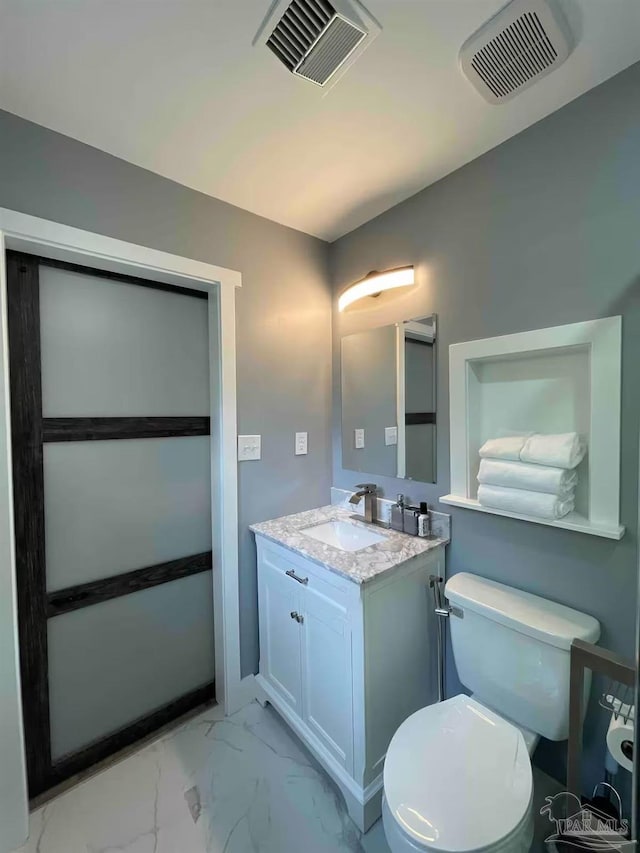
[{"left": 6, "top": 251, "right": 216, "bottom": 797}]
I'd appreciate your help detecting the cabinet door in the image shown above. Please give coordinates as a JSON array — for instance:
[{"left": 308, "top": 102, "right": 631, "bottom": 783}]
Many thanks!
[
  {"left": 301, "top": 581, "right": 353, "bottom": 771},
  {"left": 258, "top": 551, "right": 303, "bottom": 715}
]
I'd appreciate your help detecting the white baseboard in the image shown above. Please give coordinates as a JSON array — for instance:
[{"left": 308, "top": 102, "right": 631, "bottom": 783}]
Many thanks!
[{"left": 226, "top": 674, "right": 257, "bottom": 715}]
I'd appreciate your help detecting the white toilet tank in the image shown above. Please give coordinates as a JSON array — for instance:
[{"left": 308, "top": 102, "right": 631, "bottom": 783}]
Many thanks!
[{"left": 445, "top": 573, "right": 600, "bottom": 741}]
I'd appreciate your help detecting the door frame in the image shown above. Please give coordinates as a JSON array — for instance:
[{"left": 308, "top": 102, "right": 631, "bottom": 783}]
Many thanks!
[{"left": 0, "top": 207, "right": 246, "bottom": 849}]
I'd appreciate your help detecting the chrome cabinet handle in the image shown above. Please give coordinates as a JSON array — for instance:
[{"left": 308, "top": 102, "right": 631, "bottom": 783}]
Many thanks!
[
  {"left": 286, "top": 569, "right": 309, "bottom": 585},
  {"left": 290, "top": 611, "right": 304, "bottom": 624}
]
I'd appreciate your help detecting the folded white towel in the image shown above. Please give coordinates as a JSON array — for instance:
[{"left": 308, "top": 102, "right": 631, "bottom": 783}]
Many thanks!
[
  {"left": 478, "top": 458, "right": 577, "bottom": 496},
  {"left": 479, "top": 435, "right": 529, "bottom": 461},
  {"left": 520, "top": 432, "right": 586, "bottom": 470},
  {"left": 477, "top": 484, "right": 575, "bottom": 520}
]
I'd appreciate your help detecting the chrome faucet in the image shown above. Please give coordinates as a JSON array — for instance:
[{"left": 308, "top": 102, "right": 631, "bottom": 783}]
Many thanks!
[{"left": 349, "top": 483, "right": 378, "bottom": 524}]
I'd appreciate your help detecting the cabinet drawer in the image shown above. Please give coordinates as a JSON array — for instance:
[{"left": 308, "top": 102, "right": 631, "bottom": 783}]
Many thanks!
[{"left": 257, "top": 539, "right": 351, "bottom": 614}]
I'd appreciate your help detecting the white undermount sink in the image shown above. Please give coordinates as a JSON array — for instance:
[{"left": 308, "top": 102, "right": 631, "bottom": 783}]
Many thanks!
[{"left": 300, "top": 520, "right": 386, "bottom": 552}]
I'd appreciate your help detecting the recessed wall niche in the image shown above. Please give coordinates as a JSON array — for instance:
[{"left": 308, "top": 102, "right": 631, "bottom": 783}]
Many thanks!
[{"left": 441, "top": 317, "right": 623, "bottom": 539}]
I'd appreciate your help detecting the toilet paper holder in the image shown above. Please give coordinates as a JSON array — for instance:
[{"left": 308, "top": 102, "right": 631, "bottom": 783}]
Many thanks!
[
  {"left": 600, "top": 679, "right": 635, "bottom": 725},
  {"left": 567, "top": 638, "right": 635, "bottom": 825}
]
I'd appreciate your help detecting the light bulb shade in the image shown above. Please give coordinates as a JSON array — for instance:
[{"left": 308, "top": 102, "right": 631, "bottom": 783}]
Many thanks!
[{"left": 338, "top": 266, "right": 415, "bottom": 312}]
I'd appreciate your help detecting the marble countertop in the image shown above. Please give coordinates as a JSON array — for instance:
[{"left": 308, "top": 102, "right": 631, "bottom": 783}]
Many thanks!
[{"left": 250, "top": 505, "right": 446, "bottom": 585}]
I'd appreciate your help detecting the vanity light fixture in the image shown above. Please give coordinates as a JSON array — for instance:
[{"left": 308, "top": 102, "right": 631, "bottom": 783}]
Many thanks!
[{"left": 338, "top": 266, "right": 415, "bottom": 312}]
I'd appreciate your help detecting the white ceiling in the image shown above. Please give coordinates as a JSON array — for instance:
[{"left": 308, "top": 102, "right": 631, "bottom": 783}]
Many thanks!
[{"left": 1, "top": 0, "right": 639, "bottom": 241}]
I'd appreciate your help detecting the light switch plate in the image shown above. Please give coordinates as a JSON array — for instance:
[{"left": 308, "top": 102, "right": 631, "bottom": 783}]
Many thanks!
[
  {"left": 238, "top": 435, "right": 261, "bottom": 461},
  {"left": 354, "top": 428, "right": 365, "bottom": 449},
  {"left": 295, "top": 432, "right": 308, "bottom": 455},
  {"left": 385, "top": 426, "right": 398, "bottom": 446}
]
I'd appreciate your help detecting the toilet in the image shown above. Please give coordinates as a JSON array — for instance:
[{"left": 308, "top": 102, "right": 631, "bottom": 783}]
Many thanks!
[{"left": 382, "top": 572, "right": 601, "bottom": 853}]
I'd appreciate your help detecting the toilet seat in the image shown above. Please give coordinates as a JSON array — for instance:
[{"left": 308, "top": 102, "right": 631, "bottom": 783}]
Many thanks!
[{"left": 383, "top": 695, "right": 533, "bottom": 853}]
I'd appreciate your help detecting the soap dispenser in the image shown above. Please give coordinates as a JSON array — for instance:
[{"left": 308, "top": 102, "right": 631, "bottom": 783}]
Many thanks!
[{"left": 418, "top": 502, "right": 431, "bottom": 538}]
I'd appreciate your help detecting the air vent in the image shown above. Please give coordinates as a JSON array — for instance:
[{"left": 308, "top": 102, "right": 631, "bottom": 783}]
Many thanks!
[
  {"left": 296, "top": 14, "right": 366, "bottom": 85},
  {"left": 460, "top": 0, "right": 572, "bottom": 104},
  {"left": 256, "top": 0, "right": 379, "bottom": 90},
  {"left": 266, "top": 1, "right": 335, "bottom": 73}
]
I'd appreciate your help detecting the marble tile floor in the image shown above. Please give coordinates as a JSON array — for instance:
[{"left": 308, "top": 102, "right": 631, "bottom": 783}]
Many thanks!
[{"left": 12, "top": 699, "right": 561, "bottom": 853}]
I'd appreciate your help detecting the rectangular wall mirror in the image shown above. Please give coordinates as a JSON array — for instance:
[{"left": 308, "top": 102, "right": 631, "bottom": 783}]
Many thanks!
[{"left": 341, "top": 315, "right": 437, "bottom": 482}]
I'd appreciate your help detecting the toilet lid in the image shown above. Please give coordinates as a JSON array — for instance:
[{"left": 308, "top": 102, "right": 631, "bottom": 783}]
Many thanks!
[{"left": 384, "top": 695, "right": 532, "bottom": 853}]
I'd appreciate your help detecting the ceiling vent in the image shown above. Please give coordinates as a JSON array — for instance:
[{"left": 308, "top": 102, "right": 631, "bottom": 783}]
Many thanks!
[
  {"left": 459, "top": 0, "right": 572, "bottom": 104},
  {"left": 255, "top": 0, "right": 380, "bottom": 89}
]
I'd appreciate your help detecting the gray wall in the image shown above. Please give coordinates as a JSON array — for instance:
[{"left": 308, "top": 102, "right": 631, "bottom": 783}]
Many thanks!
[
  {"left": 341, "top": 325, "right": 397, "bottom": 477},
  {"left": 0, "top": 109, "right": 332, "bottom": 677},
  {"left": 331, "top": 62, "right": 640, "bottom": 790}
]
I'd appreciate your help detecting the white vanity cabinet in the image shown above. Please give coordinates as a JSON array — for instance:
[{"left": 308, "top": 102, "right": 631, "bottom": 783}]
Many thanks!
[{"left": 254, "top": 535, "right": 444, "bottom": 832}]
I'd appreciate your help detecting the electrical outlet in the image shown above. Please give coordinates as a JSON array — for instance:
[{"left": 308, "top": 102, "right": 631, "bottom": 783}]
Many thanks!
[
  {"left": 385, "top": 426, "right": 398, "bottom": 446},
  {"left": 354, "top": 428, "right": 365, "bottom": 449},
  {"left": 238, "top": 435, "right": 261, "bottom": 461},
  {"left": 295, "top": 432, "right": 308, "bottom": 455}
]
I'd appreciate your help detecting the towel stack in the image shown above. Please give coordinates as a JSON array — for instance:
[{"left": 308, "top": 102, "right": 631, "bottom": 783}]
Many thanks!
[{"left": 477, "top": 432, "right": 586, "bottom": 520}]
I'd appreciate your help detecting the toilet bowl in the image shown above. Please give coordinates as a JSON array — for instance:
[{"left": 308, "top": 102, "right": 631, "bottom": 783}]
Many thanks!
[{"left": 382, "top": 695, "right": 534, "bottom": 853}]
